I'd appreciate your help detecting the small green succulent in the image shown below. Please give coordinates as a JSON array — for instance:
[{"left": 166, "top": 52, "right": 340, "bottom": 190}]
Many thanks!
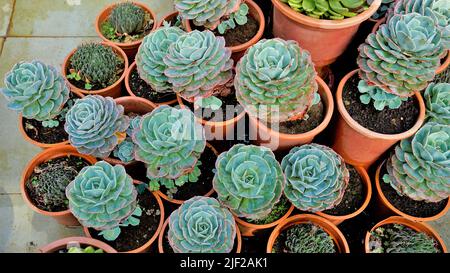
[
  {"left": 218, "top": 3, "right": 249, "bottom": 34},
  {"left": 358, "top": 80, "right": 408, "bottom": 110},
  {"left": 148, "top": 161, "right": 202, "bottom": 193},
  {"left": 281, "top": 224, "right": 336, "bottom": 253},
  {"left": 67, "top": 245, "right": 104, "bottom": 253},
  {"left": 424, "top": 83, "right": 450, "bottom": 125},
  {"left": 113, "top": 138, "right": 135, "bottom": 163},
  {"left": 109, "top": 2, "right": 146, "bottom": 35},
  {"left": 280, "top": 0, "right": 368, "bottom": 20}
]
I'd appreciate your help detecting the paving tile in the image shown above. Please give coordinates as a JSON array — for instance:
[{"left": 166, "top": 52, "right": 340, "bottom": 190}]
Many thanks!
[
  {"left": 0, "top": 37, "right": 4, "bottom": 55},
  {"left": 9, "top": 0, "right": 175, "bottom": 37},
  {"left": 428, "top": 213, "right": 450, "bottom": 251},
  {"left": 0, "top": 194, "right": 84, "bottom": 253},
  {"left": 0, "top": 0, "right": 14, "bottom": 36}
]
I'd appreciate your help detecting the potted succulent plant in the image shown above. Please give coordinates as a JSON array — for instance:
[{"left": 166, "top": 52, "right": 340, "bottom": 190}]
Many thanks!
[
  {"left": 424, "top": 83, "right": 450, "bottom": 125},
  {"left": 158, "top": 196, "right": 242, "bottom": 253},
  {"left": 0, "top": 61, "right": 83, "bottom": 149},
  {"left": 158, "top": 11, "right": 184, "bottom": 29},
  {"left": 62, "top": 42, "right": 128, "bottom": 98},
  {"left": 368, "top": 0, "right": 396, "bottom": 23},
  {"left": 365, "top": 216, "right": 447, "bottom": 253},
  {"left": 20, "top": 145, "right": 97, "bottom": 226},
  {"left": 235, "top": 38, "right": 333, "bottom": 151},
  {"left": 95, "top": 1, "right": 157, "bottom": 60},
  {"left": 39, "top": 237, "right": 117, "bottom": 253}
]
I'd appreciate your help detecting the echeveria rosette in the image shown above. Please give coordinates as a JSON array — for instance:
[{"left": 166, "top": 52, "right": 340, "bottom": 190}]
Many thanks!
[
  {"left": 281, "top": 144, "right": 349, "bottom": 212},
  {"left": 168, "top": 196, "right": 236, "bottom": 253},
  {"left": 136, "top": 25, "right": 186, "bottom": 92},
  {"left": 358, "top": 80, "right": 408, "bottom": 110},
  {"left": 164, "top": 30, "right": 234, "bottom": 102},
  {"left": 358, "top": 13, "right": 444, "bottom": 97},
  {"left": 384, "top": 122, "right": 450, "bottom": 202},
  {"left": 280, "top": 0, "right": 368, "bottom": 20},
  {"left": 213, "top": 144, "right": 285, "bottom": 220},
  {"left": 1, "top": 61, "right": 70, "bottom": 121},
  {"left": 64, "top": 95, "right": 130, "bottom": 158},
  {"left": 132, "top": 105, "right": 206, "bottom": 179},
  {"left": 424, "top": 83, "right": 450, "bottom": 125},
  {"left": 113, "top": 139, "right": 135, "bottom": 163},
  {"left": 235, "top": 38, "right": 318, "bottom": 123},
  {"left": 66, "top": 161, "right": 137, "bottom": 230}
]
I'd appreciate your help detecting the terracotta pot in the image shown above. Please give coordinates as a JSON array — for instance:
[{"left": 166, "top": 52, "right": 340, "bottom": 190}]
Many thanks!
[
  {"left": 156, "top": 142, "right": 218, "bottom": 205},
  {"left": 20, "top": 145, "right": 97, "bottom": 226},
  {"left": 124, "top": 62, "right": 178, "bottom": 106},
  {"left": 248, "top": 76, "right": 334, "bottom": 151},
  {"left": 331, "top": 69, "right": 426, "bottom": 169},
  {"left": 235, "top": 204, "right": 295, "bottom": 237},
  {"left": 374, "top": 161, "right": 450, "bottom": 222},
  {"left": 62, "top": 41, "right": 129, "bottom": 98},
  {"left": 95, "top": 2, "right": 157, "bottom": 60},
  {"left": 272, "top": 0, "right": 381, "bottom": 68},
  {"left": 316, "top": 164, "right": 372, "bottom": 225},
  {"left": 184, "top": 0, "right": 266, "bottom": 63},
  {"left": 84, "top": 180, "right": 165, "bottom": 253},
  {"left": 266, "top": 214, "right": 350, "bottom": 253},
  {"left": 371, "top": 16, "right": 386, "bottom": 33},
  {"left": 364, "top": 216, "right": 447, "bottom": 253},
  {"left": 104, "top": 96, "right": 156, "bottom": 166},
  {"left": 39, "top": 236, "right": 117, "bottom": 253},
  {"left": 158, "top": 217, "right": 243, "bottom": 253},
  {"left": 158, "top": 11, "right": 180, "bottom": 28}
]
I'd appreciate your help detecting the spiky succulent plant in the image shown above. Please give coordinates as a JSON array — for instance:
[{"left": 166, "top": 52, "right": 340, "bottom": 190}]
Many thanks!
[
  {"left": 168, "top": 196, "right": 236, "bottom": 253},
  {"left": 136, "top": 25, "right": 185, "bottom": 92},
  {"left": 113, "top": 138, "right": 135, "bottom": 163},
  {"left": 383, "top": 122, "right": 450, "bottom": 202},
  {"left": 235, "top": 38, "right": 318, "bottom": 122},
  {"left": 132, "top": 105, "right": 206, "bottom": 179},
  {"left": 281, "top": 224, "right": 336, "bottom": 253},
  {"left": 213, "top": 144, "right": 285, "bottom": 220},
  {"left": 280, "top": 0, "right": 368, "bottom": 20},
  {"left": 66, "top": 161, "right": 137, "bottom": 230},
  {"left": 164, "top": 30, "right": 234, "bottom": 102},
  {"left": 1, "top": 61, "right": 70, "bottom": 121},
  {"left": 109, "top": 2, "right": 146, "bottom": 35},
  {"left": 281, "top": 144, "right": 349, "bottom": 212},
  {"left": 64, "top": 95, "right": 130, "bottom": 158},
  {"left": 424, "top": 83, "right": 450, "bottom": 125},
  {"left": 358, "top": 80, "right": 407, "bottom": 110},
  {"left": 358, "top": 13, "right": 444, "bottom": 97}
]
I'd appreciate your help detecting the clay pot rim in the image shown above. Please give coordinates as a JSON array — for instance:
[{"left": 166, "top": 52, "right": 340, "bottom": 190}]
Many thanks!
[
  {"left": 158, "top": 11, "right": 180, "bottom": 28},
  {"left": 266, "top": 214, "right": 350, "bottom": 253},
  {"left": 375, "top": 160, "right": 450, "bottom": 222},
  {"left": 272, "top": 0, "right": 381, "bottom": 29},
  {"left": 94, "top": 1, "right": 157, "bottom": 48},
  {"left": 184, "top": 0, "right": 266, "bottom": 53},
  {"left": 20, "top": 145, "right": 97, "bottom": 217},
  {"left": 62, "top": 41, "right": 129, "bottom": 96},
  {"left": 39, "top": 236, "right": 117, "bottom": 253},
  {"left": 336, "top": 69, "right": 426, "bottom": 141},
  {"left": 364, "top": 216, "right": 448, "bottom": 253},
  {"left": 234, "top": 204, "right": 295, "bottom": 230},
  {"left": 158, "top": 216, "right": 243, "bottom": 253},
  {"left": 83, "top": 180, "right": 165, "bottom": 253},
  {"left": 316, "top": 164, "right": 372, "bottom": 223}
]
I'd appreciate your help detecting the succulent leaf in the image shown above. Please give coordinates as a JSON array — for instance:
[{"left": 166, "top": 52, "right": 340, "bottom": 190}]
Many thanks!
[
  {"left": 424, "top": 82, "right": 450, "bottom": 125},
  {"left": 280, "top": 0, "right": 368, "bottom": 19}
]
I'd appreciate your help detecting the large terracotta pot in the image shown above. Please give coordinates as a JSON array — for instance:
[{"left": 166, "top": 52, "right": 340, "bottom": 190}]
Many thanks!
[
  {"left": 272, "top": 0, "right": 381, "bottom": 68},
  {"left": 248, "top": 76, "right": 334, "bottom": 151},
  {"left": 20, "top": 146, "right": 97, "bottom": 226},
  {"left": 365, "top": 216, "right": 447, "bottom": 253},
  {"left": 331, "top": 69, "right": 425, "bottom": 169},
  {"left": 39, "top": 237, "right": 117, "bottom": 253},
  {"left": 95, "top": 2, "right": 157, "bottom": 60},
  {"left": 62, "top": 41, "right": 129, "bottom": 98},
  {"left": 266, "top": 214, "right": 350, "bottom": 253}
]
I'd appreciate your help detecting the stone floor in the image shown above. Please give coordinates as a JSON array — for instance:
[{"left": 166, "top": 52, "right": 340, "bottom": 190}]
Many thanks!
[{"left": 0, "top": 0, "right": 448, "bottom": 253}]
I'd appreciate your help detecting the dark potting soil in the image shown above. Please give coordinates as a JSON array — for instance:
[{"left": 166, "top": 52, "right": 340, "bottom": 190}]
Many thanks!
[
  {"left": 343, "top": 74, "right": 419, "bottom": 134},
  {"left": 323, "top": 166, "right": 365, "bottom": 216},
  {"left": 89, "top": 188, "right": 161, "bottom": 252},
  {"left": 183, "top": 93, "right": 243, "bottom": 122},
  {"left": 241, "top": 235, "right": 268, "bottom": 254},
  {"left": 129, "top": 68, "right": 177, "bottom": 103},
  {"left": 246, "top": 195, "right": 290, "bottom": 225},
  {"left": 26, "top": 156, "right": 90, "bottom": 212},
  {"left": 338, "top": 210, "right": 378, "bottom": 253},
  {"left": 379, "top": 164, "right": 448, "bottom": 218}
]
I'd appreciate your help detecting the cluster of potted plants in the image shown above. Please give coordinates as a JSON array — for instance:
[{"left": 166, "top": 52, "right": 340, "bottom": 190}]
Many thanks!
[{"left": 0, "top": 0, "right": 448, "bottom": 254}]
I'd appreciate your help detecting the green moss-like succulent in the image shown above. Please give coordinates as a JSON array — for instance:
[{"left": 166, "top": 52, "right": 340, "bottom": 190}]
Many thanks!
[
  {"left": 424, "top": 83, "right": 450, "bottom": 125},
  {"left": 109, "top": 2, "right": 146, "bottom": 35},
  {"left": 358, "top": 80, "right": 408, "bottom": 110},
  {"left": 280, "top": 0, "right": 368, "bottom": 20},
  {"left": 280, "top": 224, "right": 336, "bottom": 253}
]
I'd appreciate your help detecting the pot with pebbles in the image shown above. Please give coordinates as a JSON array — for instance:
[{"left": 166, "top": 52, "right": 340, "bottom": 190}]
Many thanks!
[{"left": 39, "top": 237, "right": 117, "bottom": 253}]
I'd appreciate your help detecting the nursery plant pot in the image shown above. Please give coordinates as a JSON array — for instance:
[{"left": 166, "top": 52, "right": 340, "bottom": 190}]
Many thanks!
[
  {"left": 62, "top": 41, "right": 129, "bottom": 98},
  {"left": 157, "top": 217, "right": 243, "bottom": 253},
  {"left": 95, "top": 2, "right": 157, "bottom": 60},
  {"left": 83, "top": 180, "right": 165, "bottom": 253},
  {"left": 125, "top": 62, "right": 178, "bottom": 106},
  {"left": 20, "top": 145, "right": 97, "bottom": 226},
  {"left": 374, "top": 161, "right": 450, "bottom": 222},
  {"left": 248, "top": 76, "right": 334, "bottom": 151},
  {"left": 331, "top": 69, "right": 425, "bottom": 169},
  {"left": 266, "top": 214, "right": 350, "bottom": 253},
  {"left": 364, "top": 216, "right": 447, "bottom": 253},
  {"left": 39, "top": 236, "right": 117, "bottom": 253},
  {"left": 316, "top": 165, "right": 372, "bottom": 225},
  {"left": 272, "top": 0, "right": 381, "bottom": 68},
  {"left": 184, "top": 0, "right": 266, "bottom": 63}
]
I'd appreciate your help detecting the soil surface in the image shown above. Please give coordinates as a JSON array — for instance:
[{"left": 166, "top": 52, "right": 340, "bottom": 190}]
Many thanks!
[
  {"left": 129, "top": 68, "right": 177, "bottom": 103},
  {"left": 183, "top": 93, "right": 243, "bottom": 122},
  {"left": 343, "top": 74, "right": 419, "bottom": 134}
]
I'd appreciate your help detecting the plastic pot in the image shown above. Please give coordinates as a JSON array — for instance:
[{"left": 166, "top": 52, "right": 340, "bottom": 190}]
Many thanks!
[{"left": 39, "top": 236, "right": 117, "bottom": 253}]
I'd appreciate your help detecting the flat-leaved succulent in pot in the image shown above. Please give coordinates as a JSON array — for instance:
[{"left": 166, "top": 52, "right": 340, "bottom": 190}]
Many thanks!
[
  {"left": 280, "top": 0, "right": 369, "bottom": 20},
  {"left": 424, "top": 83, "right": 450, "bottom": 125},
  {"left": 168, "top": 196, "right": 236, "bottom": 253}
]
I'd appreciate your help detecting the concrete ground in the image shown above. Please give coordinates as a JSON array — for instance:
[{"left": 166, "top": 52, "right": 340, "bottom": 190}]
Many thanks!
[{"left": 0, "top": 0, "right": 448, "bottom": 253}]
